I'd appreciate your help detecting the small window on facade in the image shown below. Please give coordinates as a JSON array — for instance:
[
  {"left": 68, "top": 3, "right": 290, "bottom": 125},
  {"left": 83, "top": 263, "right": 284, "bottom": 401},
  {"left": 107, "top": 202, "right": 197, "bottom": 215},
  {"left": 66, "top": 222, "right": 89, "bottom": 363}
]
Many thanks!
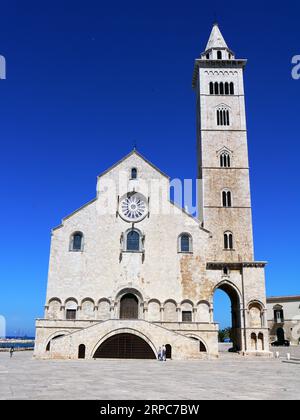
[
  {"left": 220, "top": 82, "right": 224, "bottom": 95},
  {"left": 70, "top": 232, "right": 83, "bottom": 251},
  {"left": 66, "top": 309, "right": 76, "bottom": 320},
  {"left": 224, "top": 231, "right": 233, "bottom": 250},
  {"left": 131, "top": 168, "right": 137, "bottom": 179},
  {"left": 222, "top": 190, "right": 232, "bottom": 207},
  {"left": 274, "top": 309, "right": 284, "bottom": 323},
  {"left": 209, "top": 82, "right": 214, "bottom": 95},
  {"left": 230, "top": 82, "right": 234, "bottom": 95},
  {"left": 180, "top": 234, "right": 191, "bottom": 252},
  {"left": 206, "top": 53, "right": 210, "bottom": 60},
  {"left": 223, "top": 266, "right": 229, "bottom": 275},
  {"left": 126, "top": 230, "right": 140, "bottom": 251},
  {"left": 182, "top": 311, "right": 192, "bottom": 322},
  {"left": 217, "top": 51, "right": 222, "bottom": 60}
]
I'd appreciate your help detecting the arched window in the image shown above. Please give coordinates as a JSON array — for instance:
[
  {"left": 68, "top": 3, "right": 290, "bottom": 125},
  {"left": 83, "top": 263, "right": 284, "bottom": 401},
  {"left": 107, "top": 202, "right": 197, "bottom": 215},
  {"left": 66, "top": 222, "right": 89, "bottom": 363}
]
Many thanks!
[
  {"left": 219, "top": 82, "right": 224, "bottom": 95},
  {"left": 214, "top": 82, "right": 219, "bottom": 95},
  {"left": 274, "top": 307, "right": 284, "bottom": 323},
  {"left": 70, "top": 232, "right": 83, "bottom": 251},
  {"left": 126, "top": 230, "right": 141, "bottom": 252},
  {"left": 206, "top": 53, "right": 210, "bottom": 60},
  {"left": 224, "top": 231, "right": 233, "bottom": 250},
  {"left": 220, "top": 152, "right": 231, "bottom": 168},
  {"left": 226, "top": 110, "right": 230, "bottom": 125},
  {"left": 131, "top": 167, "right": 137, "bottom": 179},
  {"left": 230, "top": 82, "right": 234, "bottom": 95},
  {"left": 179, "top": 233, "right": 192, "bottom": 253},
  {"left": 222, "top": 190, "right": 232, "bottom": 207},
  {"left": 225, "top": 82, "right": 229, "bottom": 95},
  {"left": 209, "top": 82, "right": 214, "bottom": 95},
  {"left": 65, "top": 300, "right": 77, "bottom": 320},
  {"left": 217, "top": 50, "right": 222, "bottom": 60}
]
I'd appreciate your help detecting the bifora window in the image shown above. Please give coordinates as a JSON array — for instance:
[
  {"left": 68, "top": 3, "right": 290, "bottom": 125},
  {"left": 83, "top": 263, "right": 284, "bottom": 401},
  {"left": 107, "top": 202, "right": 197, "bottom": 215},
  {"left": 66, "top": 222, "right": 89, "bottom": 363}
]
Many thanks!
[
  {"left": 224, "top": 231, "right": 233, "bottom": 250},
  {"left": 222, "top": 190, "right": 232, "bottom": 207}
]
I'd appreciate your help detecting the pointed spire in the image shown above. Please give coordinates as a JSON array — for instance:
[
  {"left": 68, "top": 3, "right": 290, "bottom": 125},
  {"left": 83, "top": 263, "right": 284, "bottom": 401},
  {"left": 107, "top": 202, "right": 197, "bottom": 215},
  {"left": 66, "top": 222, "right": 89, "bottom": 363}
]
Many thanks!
[{"left": 205, "top": 23, "right": 229, "bottom": 51}]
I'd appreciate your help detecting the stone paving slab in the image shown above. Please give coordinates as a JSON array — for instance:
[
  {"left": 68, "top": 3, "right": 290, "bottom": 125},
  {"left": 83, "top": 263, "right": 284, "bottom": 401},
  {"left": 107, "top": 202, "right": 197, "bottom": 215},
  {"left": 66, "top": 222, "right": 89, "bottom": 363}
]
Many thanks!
[{"left": 0, "top": 350, "right": 300, "bottom": 400}]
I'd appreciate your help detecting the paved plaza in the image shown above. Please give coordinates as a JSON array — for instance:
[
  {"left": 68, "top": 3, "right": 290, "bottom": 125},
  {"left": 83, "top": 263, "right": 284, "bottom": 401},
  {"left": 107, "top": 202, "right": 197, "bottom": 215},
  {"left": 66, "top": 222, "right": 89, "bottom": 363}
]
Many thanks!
[{"left": 0, "top": 349, "right": 300, "bottom": 400}]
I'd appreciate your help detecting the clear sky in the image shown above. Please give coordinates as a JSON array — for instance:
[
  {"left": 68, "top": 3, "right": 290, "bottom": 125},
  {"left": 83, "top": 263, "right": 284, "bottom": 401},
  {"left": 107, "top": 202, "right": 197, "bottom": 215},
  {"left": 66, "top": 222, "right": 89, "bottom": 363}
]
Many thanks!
[{"left": 1, "top": 0, "right": 299, "bottom": 336}]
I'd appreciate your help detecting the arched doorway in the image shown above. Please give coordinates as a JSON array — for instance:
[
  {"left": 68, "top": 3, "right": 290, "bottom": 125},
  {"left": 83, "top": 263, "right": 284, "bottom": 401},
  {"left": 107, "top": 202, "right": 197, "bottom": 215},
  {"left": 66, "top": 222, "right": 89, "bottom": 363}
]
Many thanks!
[
  {"left": 165, "top": 344, "right": 172, "bottom": 359},
  {"left": 78, "top": 344, "right": 86, "bottom": 359},
  {"left": 93, "top": 333, "right": 156, "bottom": 359},
  {"left": 213, "top": 282, "right": 242, "bottom": 352},
  {"left": 277, "top": 327, "right": 285, "bottom": 342},
  {"left": 120, "top": 293, "right": 139, "bottom": 319}
]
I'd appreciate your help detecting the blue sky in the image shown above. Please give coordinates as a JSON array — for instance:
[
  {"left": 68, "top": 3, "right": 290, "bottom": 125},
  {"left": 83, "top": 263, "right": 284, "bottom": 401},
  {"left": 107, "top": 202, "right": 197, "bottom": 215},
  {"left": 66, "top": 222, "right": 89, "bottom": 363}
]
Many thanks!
[{"left": 0, "top": 0, "right": 299, "bottom": 335}]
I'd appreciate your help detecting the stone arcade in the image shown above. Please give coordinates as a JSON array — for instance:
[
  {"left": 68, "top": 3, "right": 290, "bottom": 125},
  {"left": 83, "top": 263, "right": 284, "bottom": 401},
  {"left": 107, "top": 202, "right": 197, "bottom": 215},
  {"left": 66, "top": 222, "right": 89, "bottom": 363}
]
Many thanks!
[{"left": 34, "top": 24, "right": 270, "bottom": 360}]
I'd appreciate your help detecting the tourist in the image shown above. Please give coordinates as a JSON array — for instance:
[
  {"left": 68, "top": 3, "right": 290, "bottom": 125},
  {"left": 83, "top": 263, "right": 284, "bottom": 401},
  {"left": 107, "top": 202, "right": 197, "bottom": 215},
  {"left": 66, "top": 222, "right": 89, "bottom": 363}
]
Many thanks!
[
  {"left": 158, "top": 346, "right": 162, "bottom": 361},
  {"left": 162, "top": 344, "right": 166, "bottom": 361},
  {"left": 9, "top": 347, "right": 14, "bottom": 358}
]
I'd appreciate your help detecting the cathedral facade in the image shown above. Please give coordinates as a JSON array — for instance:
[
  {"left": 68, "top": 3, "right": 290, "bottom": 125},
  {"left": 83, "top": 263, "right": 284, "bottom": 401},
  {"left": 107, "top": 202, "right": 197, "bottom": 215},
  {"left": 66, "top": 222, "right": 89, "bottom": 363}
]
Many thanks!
[{"left": 34, "top": 24, "right": 270, "bottom": 360}]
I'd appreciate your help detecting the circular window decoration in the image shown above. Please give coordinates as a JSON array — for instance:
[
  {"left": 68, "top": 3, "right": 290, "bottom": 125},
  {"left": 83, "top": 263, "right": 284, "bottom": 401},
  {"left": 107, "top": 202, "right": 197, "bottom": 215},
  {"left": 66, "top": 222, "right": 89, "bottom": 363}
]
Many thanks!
[{"left": 119, "top": 193, "right": 147, "bottom": 222}]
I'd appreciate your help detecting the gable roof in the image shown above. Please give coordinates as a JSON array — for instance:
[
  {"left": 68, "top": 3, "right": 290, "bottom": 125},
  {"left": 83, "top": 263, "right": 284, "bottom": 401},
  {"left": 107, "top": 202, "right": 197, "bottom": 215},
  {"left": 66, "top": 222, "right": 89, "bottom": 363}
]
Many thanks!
[{"left": 97, "top": 149, "right": 170, "bottom": 180}]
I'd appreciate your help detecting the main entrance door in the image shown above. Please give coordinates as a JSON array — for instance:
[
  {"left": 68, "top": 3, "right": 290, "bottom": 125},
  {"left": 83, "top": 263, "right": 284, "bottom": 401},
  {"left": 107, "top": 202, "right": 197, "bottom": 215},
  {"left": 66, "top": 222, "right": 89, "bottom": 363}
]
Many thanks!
[
  {"left": 93, "top": 333, "right": 156, "bottom": 359},
  {"left": 120, "top": 293, "right": 139, "bottom": 319}
]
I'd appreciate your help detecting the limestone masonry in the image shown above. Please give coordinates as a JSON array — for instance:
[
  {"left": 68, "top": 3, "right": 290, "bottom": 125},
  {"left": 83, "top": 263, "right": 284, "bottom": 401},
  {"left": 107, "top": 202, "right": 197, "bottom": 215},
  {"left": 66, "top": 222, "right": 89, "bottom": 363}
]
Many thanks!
[{"left": 34, "top": 24, "right": 270, "bottom": 360}]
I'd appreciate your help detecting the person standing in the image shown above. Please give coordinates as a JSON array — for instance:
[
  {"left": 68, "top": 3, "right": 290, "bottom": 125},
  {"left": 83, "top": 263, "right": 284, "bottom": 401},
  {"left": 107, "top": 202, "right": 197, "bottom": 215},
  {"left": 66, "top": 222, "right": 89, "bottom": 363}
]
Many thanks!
[
  {"left": 162, "top": 344, "right": 166, "bottom": 361},
  {"left": 9, "top": 347, "right": 14, "bottom": 358},
  {"left": 157, "top": 346, "right": 162, "bottom": 361}
]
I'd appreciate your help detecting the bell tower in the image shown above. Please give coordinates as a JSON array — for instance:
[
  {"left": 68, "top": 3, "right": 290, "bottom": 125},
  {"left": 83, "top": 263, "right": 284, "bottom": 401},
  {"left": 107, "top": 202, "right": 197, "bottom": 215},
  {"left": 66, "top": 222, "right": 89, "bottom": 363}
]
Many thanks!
[{"left": 193, "top": 24, "right": 254, "bottom": 262}]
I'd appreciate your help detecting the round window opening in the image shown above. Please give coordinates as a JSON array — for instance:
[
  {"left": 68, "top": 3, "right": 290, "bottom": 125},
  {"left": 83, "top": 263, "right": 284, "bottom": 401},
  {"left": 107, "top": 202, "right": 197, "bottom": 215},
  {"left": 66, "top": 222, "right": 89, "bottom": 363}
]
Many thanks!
[{"left": 119, "top": 193, "right": 148, "bottom": 223}]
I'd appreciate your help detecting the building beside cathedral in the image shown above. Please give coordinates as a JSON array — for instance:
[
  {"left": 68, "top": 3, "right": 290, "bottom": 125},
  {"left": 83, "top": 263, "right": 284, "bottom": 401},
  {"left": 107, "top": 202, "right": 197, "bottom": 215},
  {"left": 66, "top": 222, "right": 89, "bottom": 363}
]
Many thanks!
[
  {"left": 267, "top": 296, "right": 300, "bottom": 346},
  {"left": 34, "top": 24, "right": 270, "bottom": 360}
]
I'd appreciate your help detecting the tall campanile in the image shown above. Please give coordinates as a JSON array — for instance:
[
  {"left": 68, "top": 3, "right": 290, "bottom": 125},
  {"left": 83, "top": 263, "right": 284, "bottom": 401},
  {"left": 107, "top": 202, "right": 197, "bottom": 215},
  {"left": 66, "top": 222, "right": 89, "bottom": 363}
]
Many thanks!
[{"left": 193, "top": 24, "right": 254, "bottom": 262}]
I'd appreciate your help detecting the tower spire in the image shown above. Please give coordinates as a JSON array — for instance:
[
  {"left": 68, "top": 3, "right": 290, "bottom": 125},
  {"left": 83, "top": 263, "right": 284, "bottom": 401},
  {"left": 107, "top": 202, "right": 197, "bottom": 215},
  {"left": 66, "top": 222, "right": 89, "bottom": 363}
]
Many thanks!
[{"left": 205, "top": 23, "right": 229, "bottom": 51}]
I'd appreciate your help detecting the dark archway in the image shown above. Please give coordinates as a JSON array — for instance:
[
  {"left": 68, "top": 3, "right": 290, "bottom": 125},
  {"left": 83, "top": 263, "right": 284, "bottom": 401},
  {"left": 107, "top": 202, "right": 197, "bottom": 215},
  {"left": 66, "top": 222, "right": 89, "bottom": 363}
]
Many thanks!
[
  {"left": 277, "top": 327, "right": 285, "bottom": 342},
  {"left": 120, "top": 293, "right": 139, "bottom": 319},
  {"left": 200, "top": 341, "right": 207, "bottom": 352},
  {"left": 189, "top": 337, "right": 207, "bottom": 353},
  {"left": 165, "top": 344, "right": 172, "bottom": 359},
  {"left": 93, "top": 333, "right": 156, "bottom": 359},
  {"left": 213, "top": 283, "right": 242, "bottom": 352},
  {"left": 78, "top": 344, "right": 86, "bottom": 359}
]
